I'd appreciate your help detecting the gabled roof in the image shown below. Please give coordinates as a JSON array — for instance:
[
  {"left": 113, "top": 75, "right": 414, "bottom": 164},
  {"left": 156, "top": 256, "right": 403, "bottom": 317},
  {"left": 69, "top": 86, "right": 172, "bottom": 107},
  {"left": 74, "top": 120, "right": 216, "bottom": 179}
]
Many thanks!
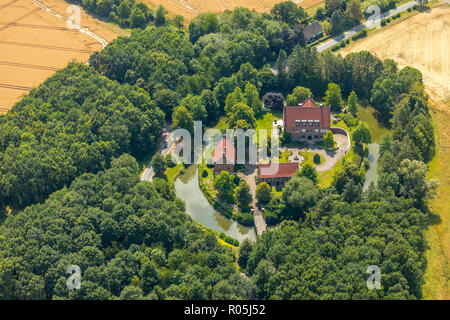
[
  {"left": 303, "top": 22, "right": 323, "bottom": 41},
  {"left": 212, "top": 136, "right": 235, "bottom": 164},
  {"left": 284, "top": 97, "right": 330, "bottom": 128},
  {"left": 258, "top": 162, "right": 299, "bottom": 179},
  {"left": 301, "top": 97, "right": 317, "bottom": 107}
]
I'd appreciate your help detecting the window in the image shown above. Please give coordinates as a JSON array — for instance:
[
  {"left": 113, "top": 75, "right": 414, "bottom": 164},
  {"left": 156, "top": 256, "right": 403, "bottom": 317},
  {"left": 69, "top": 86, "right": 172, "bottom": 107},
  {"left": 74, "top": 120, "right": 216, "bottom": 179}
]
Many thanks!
[
  {"left": 295, "top": 120, "right": 300, "bottom": 127},
  {"left": 308, "top": 120, "right": 313, "bottom": 126},
  {"left": 315, "top": 129, "right": 319, "bottom": 133},
  {"left": 315, "top": 120, "right": 320, "bottom": 127},
  {"left": 302, "top": 120, "right": 307, "bottom": 126},
  {"left": 301, "top": 129, "right": 306, "bottom": 133}
]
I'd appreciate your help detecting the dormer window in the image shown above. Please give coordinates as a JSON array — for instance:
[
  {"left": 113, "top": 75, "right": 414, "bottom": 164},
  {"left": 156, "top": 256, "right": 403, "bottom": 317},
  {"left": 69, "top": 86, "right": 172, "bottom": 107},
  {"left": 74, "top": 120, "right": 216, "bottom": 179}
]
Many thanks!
[
  {"left": 295, "top": 120, "right": 300, "bottom": 126},
  {"left": 315, "top": 120, "right": 320, "bottom": 126}
]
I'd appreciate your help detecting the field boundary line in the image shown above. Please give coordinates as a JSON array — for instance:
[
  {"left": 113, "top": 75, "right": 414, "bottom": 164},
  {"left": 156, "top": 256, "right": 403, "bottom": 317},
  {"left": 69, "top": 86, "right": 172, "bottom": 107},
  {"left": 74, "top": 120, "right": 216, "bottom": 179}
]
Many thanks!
[
  {"left": 0, "top": 0, "right": 18, "bottom": 11},
  {"left": 0, "top": 21, "right": 78, "bottom": 31},
  {"left": 0, "top": 7, "right": 40, "bottom": 32},
  {"left": 0, "top": 83, "right": 33, "bottom": 90},
  {"left": 0, "top": 40, "right": 95, "bottom": 53},
  {"left": 0, "top": 60, "right": 60, "bottom": 70}
]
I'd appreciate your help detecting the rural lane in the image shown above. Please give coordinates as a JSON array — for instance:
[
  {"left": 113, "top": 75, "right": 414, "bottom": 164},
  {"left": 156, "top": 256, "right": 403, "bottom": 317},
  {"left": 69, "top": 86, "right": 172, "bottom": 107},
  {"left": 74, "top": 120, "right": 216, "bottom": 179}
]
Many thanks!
[
  {"left": 141, "top": 130, "right": 176, "bottom": 182},
  {"left": 317, "top": 1, "right": 419, "bottom": 52}
]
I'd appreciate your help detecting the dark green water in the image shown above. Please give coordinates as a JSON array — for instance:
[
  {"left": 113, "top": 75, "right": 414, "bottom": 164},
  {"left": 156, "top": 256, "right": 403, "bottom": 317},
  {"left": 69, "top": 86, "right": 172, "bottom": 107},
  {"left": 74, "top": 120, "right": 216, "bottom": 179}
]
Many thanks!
[
  {"left": 363, "top": 143, "right": 380, "bottom": 190},
  {"left": 174, "top": 165, "right": 256, "bottom": 242}
]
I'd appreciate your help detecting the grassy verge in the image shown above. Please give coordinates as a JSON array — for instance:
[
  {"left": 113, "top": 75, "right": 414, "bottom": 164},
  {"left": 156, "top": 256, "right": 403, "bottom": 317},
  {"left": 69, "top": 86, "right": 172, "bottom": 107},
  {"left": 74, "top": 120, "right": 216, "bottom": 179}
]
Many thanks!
[
  {"left": 318, "top": 149, "right": 354, "bottom": 188},
  {"left": 165, "top": 163, "right": 184, "bottom": 186},
  {"left": 357, "top": 104, "right": 391, "bottom": 142},
  {"left": 299, "top": 149, "right": 325, "bottom": 165},
  {"left": 317, "top": 119, "right": 354, "bottom": 188},
  {"left": 423, "top": 102, "right": 450, "bottom": 299},
  {"left": 256, "top": 112, "right": 282, "bottom": 139}
]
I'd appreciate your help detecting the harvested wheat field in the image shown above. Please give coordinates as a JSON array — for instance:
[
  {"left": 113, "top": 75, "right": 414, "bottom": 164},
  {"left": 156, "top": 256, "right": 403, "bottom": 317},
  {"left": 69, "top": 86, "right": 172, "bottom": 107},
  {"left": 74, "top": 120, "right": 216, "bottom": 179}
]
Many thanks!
[
  {"left": 0, "top": 0, "right": 120, "bottom": 113},
  {"left": 341, "top": 3, "right": 450, "bottom": 299},
  {"left": 144, "top": 0, "right": 323, "bottom": 21}
]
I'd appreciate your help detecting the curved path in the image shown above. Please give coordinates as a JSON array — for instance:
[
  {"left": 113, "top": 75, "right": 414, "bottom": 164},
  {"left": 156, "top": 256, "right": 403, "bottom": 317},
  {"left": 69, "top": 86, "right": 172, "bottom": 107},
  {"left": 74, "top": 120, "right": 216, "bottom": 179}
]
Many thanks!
[{"left": 31, "top": 0, "right": 108, "bottom": 48}]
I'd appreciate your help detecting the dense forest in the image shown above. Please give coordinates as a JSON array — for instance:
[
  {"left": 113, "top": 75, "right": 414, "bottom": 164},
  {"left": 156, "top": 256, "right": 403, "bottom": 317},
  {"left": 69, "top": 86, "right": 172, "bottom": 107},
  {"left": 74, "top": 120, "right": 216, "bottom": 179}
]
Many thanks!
[
  {"left": 0, "top": 2, "right": 437, "bottom": 300},
  {"left": 0, "top": 155, "right": 254, "bottom": 299},
  {"left": 0, "top": 64, "right": 164, "bottom": 209}
]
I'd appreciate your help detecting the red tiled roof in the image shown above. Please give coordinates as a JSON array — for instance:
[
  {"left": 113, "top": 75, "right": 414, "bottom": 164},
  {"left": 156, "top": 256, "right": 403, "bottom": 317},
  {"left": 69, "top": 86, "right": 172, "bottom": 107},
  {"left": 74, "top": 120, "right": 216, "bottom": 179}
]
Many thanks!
[
  {"left": 213, "top": 136, "right": 235, "bottom": 164},
  {"left": 258, "top": 162, "right": 299, "bottom": 179},
  {"left": 284, "top": 97, "right": 330, "bottom": 128},
  {"left": 301, "top": 97, "right": 317, "bottom": 107}
]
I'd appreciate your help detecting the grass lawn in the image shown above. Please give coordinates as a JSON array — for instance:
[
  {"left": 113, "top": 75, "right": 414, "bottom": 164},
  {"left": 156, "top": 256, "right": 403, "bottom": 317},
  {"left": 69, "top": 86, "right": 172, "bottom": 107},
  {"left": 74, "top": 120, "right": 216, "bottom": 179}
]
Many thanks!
[
  {"left": 199, "top": 164, "right": 217, "bottom": 198},
  {"left": 317, "top": 119, "right": 354, "bottom": 188},
  {"left": 279, "top": 149, "right": 292, "bottom": 163},
  {"left": 357, "top": 104, "right": 391, "bottom": 142},
  {"left": 317, "top": 147, "right": 354, "bottom": 188},
  {"left": 298, "top": 149, "right": 325, "bottom": 166},
  {"left": 423, "top": 104, "right": 450, "bottom": 299},
  {"left": 255, "top": 112, "right": 282, "bottom": 139},
  {"left": 332, "top": 118, "right": 351, "bottom": 134},
  {"left": 200, "top": 164, "right": 213, "bottom": 183},
  {"left": 165, "top": 163, "right": 184, "bottom": 185}
]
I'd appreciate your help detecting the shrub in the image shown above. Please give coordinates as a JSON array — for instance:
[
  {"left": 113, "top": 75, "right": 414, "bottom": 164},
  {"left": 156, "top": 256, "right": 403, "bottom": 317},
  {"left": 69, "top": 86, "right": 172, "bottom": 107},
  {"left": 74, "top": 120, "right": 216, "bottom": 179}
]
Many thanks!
[
  {"left": 342, "top": 113, "right": 356, "bottom": 127},
  {"left": 313, "top": 154, "right": 321, "bottom": 164},
  {"left": 219, "top": 232, "right": 239, "bottom": 246},
  {"left": 263, "top": 210, "right": 278, "bottom": 226},
  {"left": 214, "top": 202, "right": 233, "bottom": 218},
  {"left": 235, "top": 212, "right": 254, "bottom": 227},
  {"left": 263, "top": 92, "right": 284, "bottom": 110},
  {"left": 165, "top": 154, "right": 176, "bottom": 168},
  {"left": 351, "top": 29, "right": 367, "bottom": 41}
]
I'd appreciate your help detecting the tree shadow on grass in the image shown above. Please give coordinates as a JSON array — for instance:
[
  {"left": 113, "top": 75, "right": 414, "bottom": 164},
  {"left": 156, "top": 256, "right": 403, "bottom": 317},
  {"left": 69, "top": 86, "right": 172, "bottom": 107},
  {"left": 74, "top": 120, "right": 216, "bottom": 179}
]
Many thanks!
[
  {"left": 427, "top": 211, "right": 442, "bottom": 227},
  {"left": 416, "top": 5, "right": 432, "bottom": 13}
]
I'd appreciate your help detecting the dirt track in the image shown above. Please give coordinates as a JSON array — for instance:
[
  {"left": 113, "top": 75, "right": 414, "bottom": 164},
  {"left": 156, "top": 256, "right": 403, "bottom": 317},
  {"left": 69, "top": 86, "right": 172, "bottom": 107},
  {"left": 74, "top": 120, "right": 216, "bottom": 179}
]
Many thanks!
[
  {"left": 0, "top": 0, "right": 119, "bottom": 113},
  {"left": 144, "top": 0, "right": 323, "bottom": 21},
  {"left": 340, "top": 3, "right": 450, "bottom": 299}
]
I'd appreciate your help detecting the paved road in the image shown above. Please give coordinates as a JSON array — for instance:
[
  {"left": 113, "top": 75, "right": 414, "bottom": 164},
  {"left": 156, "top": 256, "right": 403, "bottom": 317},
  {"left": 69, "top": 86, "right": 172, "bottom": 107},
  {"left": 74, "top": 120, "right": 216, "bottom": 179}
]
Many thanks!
[
  {"left": 141, "top": 130, "right": 176, "bottom": 182},
  {"left": 317, "top": 1, "right": 419, "bottom": 52}
]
